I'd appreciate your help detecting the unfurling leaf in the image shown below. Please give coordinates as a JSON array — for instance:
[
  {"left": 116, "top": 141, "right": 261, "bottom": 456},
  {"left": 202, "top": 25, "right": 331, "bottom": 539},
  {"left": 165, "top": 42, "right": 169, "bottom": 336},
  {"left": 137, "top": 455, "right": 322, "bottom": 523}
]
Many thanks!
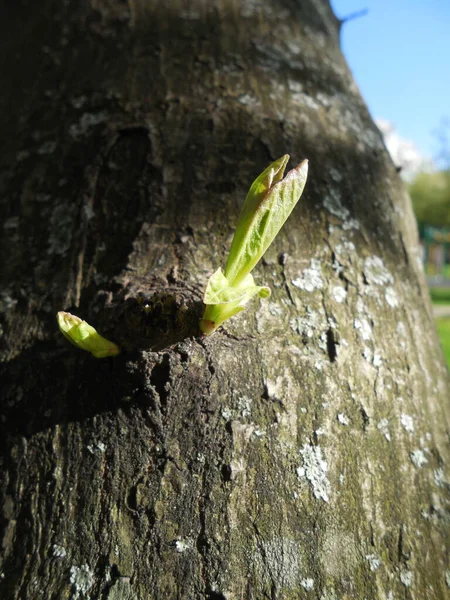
[
  {"left": 200, "top": 269, "right": 270, "bottom": 334},
  {"left": 57, "top": 311, "right": 120, "bottom": 358},
  {"left": 225, "top": 157, "right": 308, "bottom": 285},
  {"left": 200, "top": 155, "right": 308, "bottom": 335}
]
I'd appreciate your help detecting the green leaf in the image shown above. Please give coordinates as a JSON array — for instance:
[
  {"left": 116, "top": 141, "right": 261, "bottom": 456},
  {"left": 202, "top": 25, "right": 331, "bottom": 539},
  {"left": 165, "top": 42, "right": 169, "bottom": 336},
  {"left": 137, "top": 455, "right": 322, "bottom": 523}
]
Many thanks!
[
  {"left": 200, "top": 154, "right": 308, "bottom": 335},
  {"left": 200, "top": 269, "right": 270, "bottom": 334},
  {"left": 203, "top": 268, "right": 270, "bottom": 305},
  {"left": 224, "top": 157, "right": 308, "bottom": 285},
  {"left": 57, "top": 311, "right": 120, "bottom": 358}
]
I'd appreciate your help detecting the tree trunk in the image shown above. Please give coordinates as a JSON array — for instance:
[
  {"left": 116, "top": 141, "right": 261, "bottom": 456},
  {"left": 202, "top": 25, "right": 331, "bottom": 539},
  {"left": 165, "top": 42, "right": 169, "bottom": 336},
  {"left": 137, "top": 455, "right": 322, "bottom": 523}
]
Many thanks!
[{"left": 1, "top": 1, "right": 449, "bottom": 599}]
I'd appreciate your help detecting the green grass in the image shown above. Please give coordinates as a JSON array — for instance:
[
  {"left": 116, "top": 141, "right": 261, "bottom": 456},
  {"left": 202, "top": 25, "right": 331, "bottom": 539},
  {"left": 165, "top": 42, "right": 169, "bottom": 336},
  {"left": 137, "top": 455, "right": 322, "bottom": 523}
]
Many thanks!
[
  {"left": 430, "top": 287, "right": 450, "bottom": 305},
  {"left": 436, "top": 318, "right": 450, "bottom": 368}
]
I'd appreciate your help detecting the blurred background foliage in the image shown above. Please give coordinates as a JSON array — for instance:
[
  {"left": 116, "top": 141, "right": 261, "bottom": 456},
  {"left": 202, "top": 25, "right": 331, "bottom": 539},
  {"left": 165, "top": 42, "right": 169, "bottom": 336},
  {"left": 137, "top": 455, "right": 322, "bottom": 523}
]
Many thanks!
[{"left": 409, "top": 170, "right": 450, "bottom": 228}]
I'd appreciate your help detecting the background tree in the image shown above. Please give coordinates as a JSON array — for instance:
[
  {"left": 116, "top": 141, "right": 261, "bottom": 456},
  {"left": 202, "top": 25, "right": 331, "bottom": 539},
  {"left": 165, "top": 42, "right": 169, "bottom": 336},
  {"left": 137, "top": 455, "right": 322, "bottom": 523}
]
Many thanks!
[
  {"left": 1, "top": 1, "right": 449, "bottom": 599},
  {"left": 409, "top": 170, "right": 450, "bottom": 228}
]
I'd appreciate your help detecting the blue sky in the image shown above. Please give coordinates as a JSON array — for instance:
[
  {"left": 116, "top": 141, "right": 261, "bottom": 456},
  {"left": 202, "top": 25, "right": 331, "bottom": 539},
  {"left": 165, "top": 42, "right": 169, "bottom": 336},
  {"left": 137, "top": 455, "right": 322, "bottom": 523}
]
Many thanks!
[{"left": 330, "top": 0, "right": 450, "bottom": 162}]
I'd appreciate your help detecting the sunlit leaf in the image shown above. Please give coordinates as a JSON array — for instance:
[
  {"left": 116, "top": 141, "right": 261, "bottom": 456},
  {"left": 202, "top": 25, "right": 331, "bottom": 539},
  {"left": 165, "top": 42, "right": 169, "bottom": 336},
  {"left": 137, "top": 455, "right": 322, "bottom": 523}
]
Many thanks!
[
  {"left": 224, "top": 158, "right": 308, "bottom": 284},
  {"left": 200, "top": 155, "right": 308, "bottom": 334},
  {"left": 57, "top": 311, "right": 120, "bottom": 358},
  {"left": 200, "top": 269, "right": 270, "bottom": 334}
]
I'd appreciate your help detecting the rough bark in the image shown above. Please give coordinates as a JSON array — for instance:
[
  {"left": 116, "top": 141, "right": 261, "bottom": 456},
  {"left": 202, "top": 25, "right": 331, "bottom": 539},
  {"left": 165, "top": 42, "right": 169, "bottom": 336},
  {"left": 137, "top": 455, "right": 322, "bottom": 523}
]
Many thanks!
[{"left": 1, "top": 1, "right": 449, "bottom": 599}]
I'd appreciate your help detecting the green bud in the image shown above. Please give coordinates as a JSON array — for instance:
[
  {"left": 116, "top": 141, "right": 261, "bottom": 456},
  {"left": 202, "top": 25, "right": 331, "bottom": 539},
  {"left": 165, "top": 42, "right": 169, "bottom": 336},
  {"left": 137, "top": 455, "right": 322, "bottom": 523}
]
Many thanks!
[
  {"left": 57, "top": 311, "right": 120, "bottom": 358},
  {"left": 200, "top": 155, "right": 308, "bottom": 335}
]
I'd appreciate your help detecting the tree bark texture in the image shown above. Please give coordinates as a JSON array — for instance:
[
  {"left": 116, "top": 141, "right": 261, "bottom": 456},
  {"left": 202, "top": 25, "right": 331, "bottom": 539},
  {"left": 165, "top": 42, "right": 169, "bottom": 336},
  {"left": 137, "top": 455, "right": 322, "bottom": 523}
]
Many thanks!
[{"left": 1, "top": 1, "right": 449, "bottom": 599}]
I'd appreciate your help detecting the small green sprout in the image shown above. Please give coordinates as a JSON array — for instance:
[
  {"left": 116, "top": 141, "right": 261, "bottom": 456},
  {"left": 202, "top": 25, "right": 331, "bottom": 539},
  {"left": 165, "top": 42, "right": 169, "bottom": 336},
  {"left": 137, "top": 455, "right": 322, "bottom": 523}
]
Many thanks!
[
  {"left": 57, "top": 311, "right": 120, "bottom": 358},
  {"left": 200, "top": 154, "right": 308, "bottom": 335}
]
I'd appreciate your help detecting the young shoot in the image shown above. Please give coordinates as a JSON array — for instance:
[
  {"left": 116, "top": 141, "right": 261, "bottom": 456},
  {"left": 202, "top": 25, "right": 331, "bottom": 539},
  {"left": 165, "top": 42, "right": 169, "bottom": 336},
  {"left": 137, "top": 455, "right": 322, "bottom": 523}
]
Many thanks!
[
  {"left": 57, "top": 311, "right": 120, "bottom": 358},
  {"left": 200, "top": 155, "right": 308, "bottom": 335}
]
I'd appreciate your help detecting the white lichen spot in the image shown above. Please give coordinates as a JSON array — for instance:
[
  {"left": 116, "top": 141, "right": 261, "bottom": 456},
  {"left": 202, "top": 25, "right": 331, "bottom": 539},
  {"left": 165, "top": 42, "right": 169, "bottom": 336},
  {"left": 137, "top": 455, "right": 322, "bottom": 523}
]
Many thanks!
[
  {"left": 69, "top": 112, "right": 108, "bottom": 139},
  {"left": 377, "top": 419, "right": 391, "bottom": 442},
  {"left": 329, "top": 167, "right": 342, "bottom": 183},
  {"left": 297, "top": 444, "right": 330, "bottom": 503},
  {"left": 434, "top": 468, "right": 446, "bottom": 487},
  {"left": 38, "top": 140, "right": 57, "bottom": 155},
  {"left": 287, "top": 79, "right": 303, "bottom": 93},
  {"left": 332, "top": 285, "right": 347, "bottom": 303},
  {"left": 87, "top": 441, "right": 106, "bottom": 454},
  {"left": 397, "top": 321, "right": 407, "bottom": 337},
  {"left": 175, "top": 538, "right": 193, "bottom": 553},
  {"left": 237, "top": 395, "right": 252, "bottom": 418},
  {"left": 400, "top": 569, "right": 413, "bottom": 587},
  {"left": 253, "top": 429, "right": 266, "bottom": 438},
  {"left": 292, "top": 259, "right": 323, "bottom": 292},
  {"left": 385, "top": 286, "right": 399, "bottom": 307},
  {"left": 300, "top": 578, "right": 314, "bottom": 590},
  {"left": 318, "top": 332, "right": 328, "bottom": 352},
  {"left": 290, "top": 308, "right": 321, "bottom": 338},
  {"left": 445, "top": 569, "right": 450, "bottom": 588},
  {"left": 354, "top": 318, "right": 372, "bottom": 341},
  {"left": 400, "top": 414, "right": 414, "bottom": 433},
  {"left": 53, "top": 544, "right": 66, "bottom": 558},
  {"left": 335, "top": 240, "right": 356, "bottom": 256},
  {"left": 323, "top": 189, "right": 350, "bottom": 221},
  {"left": 342, "top": 218, "right": 360, "bottom": 230},
  {"left": 238, "top": 93, "right": 258, "bottom": 106},
  {"left": 373, "top": 353, "right": 382, "bottom": 367},
  {"left": 69, "top": 564, "right": 94, "bottom": 598},
  {"left": 221, "top": 407, "right": 232, "bottom": 420},
  {"left": 337, "top": 413, "right": 349, "bottom": 426},
  {"left": 410, "top": 449, "right": 428, "bottom": 468},
  {"left": 0, "top": 291, "right": 18, "bottom": 312},
  {"left": 363, "top": 256, "right": 394, "bottom": 286},
  {"left": 268, "top": 302, "right": 284, "bottom": 317},
  {"left": 365, "top": 554, "right": 382, "bottom": 571},
  {"left": 315, "top": 427, "right": 326, "bottom": 437}
]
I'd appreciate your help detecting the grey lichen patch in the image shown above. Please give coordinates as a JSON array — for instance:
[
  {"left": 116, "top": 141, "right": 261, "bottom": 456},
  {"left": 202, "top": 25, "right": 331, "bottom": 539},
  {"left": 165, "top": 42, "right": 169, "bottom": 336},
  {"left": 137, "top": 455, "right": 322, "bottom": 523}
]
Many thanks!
[
  {"left": 434, "top": 467, "right": 447, "bottom": 488},
  {"left": 410, "top": 449, "right": 428, "bottom": 468},
  {"left": 290, "top": 307, "right": 323, "bottom": 338},
  {"left": 53, "top": 543, "right": 67, "bottom": 558},
  {"left": 69, "top": 564, "right": 94, "bottom": 599},
  {"left": 300, "top": 577, "right": 314, "bottom": 590},
  {"left": 337, "top": 413, "right": 349, "bottom": 426},
  {"left": 323, "top": 189, "right": 359, "bottom": 230},
  {"left": 69, "top": 111, "right": 108, "bottom": 139},
  {"left": 400, "top": 413, "right": 414, "bottom": 433},
  {"left": 175, "top": 538, "right": 194, "bottom": 553},
  {"left": 0, "top": 289, "right": 18, "bottom": 313},
  {"left": 365, "top": 553, "right": 382, "bottom": 572},
  {"left": 354, "top": 318, "right": 372, "bottom": 341},
  {"left": 297, "top": 444, "right": 330, "bottom": 502},
  {"left": 291, "top": 259, "right": 323, "bottom": 292},
  {"left": 385, "top": 286, "right": 399, "bottom": 308},
  {"left": 377, "top": 419, "right": 391, "bottom": 442},
  {"left": 362, "top": 347, "right": 382, "bottom": 367},
  {"left": 363, "top": 256, "right": 394, "bottom": 286},
  {"left": 399, "top": 569, "right": 413, "bottom": 587},
  {"left": 332, "top": 285, "right": 347, "bottom": 303}
]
